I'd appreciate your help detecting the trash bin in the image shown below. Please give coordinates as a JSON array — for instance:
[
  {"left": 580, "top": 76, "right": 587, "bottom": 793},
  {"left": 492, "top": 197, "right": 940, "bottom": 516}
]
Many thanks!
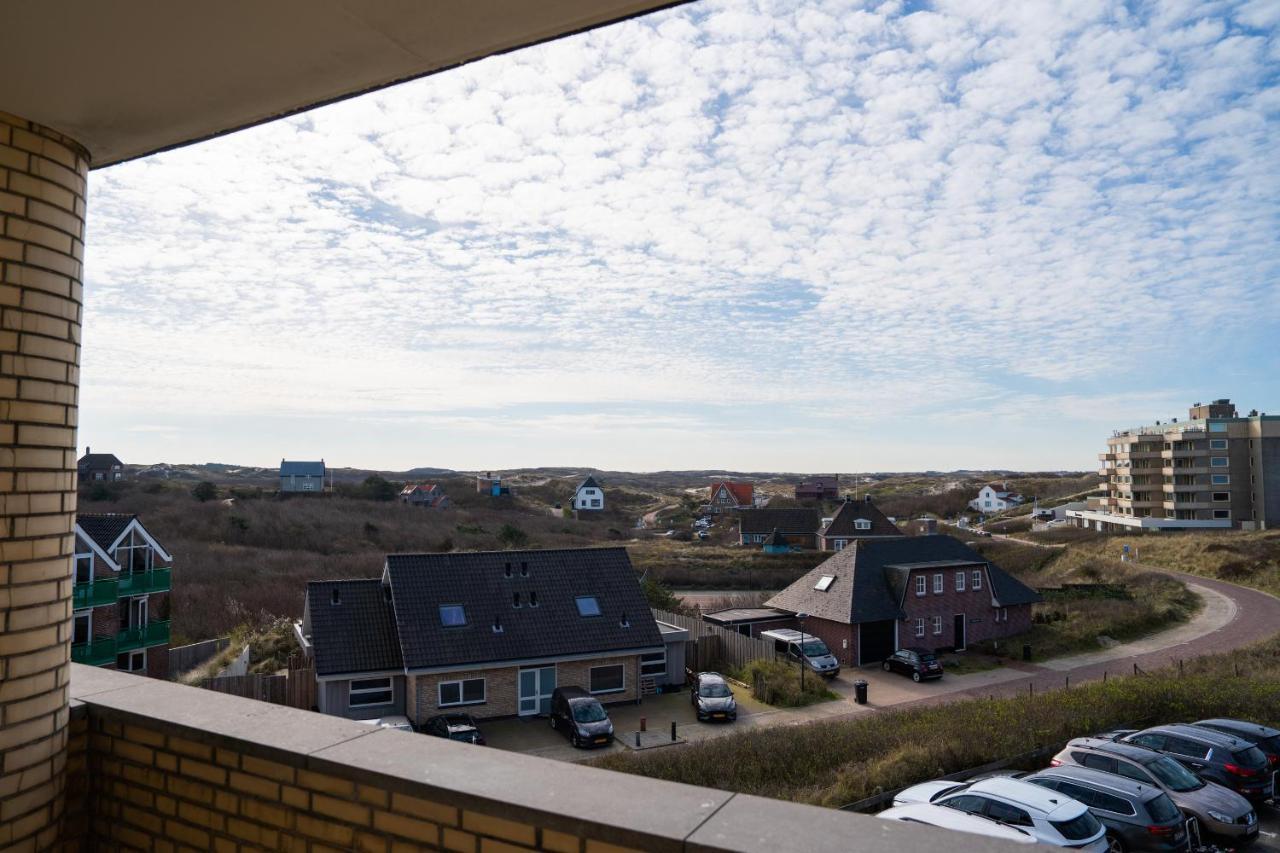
[
  {"left": 854, "top": 680, "right": 868, "bottom": 705},
  {"left": 1022, "top": 644, "right": 1032, "bottom": 662}
]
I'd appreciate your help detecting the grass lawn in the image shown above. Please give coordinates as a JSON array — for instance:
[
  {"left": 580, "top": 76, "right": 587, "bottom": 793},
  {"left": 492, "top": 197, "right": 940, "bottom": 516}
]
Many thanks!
[{"left": 937, "top": 653, "right": 1003, "bottom": 675}]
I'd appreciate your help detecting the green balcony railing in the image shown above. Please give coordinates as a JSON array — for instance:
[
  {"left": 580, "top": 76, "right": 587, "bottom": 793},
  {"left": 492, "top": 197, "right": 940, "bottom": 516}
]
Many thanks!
[
  {"left": 71, "top": 578, "right": 119, "bottom": 609},
  {"left": 71, "top": 636, "right": 118, "bottom": 666},
  {"left": 118, "top": 568, "right": 171, "bottom": 596},
  {"left": 117, "top": 620, "right": 170, "bottom": 653}
]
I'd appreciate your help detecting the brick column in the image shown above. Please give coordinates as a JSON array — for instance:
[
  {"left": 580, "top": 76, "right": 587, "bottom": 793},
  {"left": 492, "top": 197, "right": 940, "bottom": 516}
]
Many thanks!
[{"left": 0, "top": 110, "right": 88, "bottom": 849}]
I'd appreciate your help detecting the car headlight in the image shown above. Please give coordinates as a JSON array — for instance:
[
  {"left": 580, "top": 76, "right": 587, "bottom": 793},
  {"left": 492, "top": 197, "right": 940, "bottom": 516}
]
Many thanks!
[
  {"left": 1206, "top": 810, "right": 1233, "bottom": 823},
  {"left": 727, "top": 698, "right": 736, "bottom": 710}
]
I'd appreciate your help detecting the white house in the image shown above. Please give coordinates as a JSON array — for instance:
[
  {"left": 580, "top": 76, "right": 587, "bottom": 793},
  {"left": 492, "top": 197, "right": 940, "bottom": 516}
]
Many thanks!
[
  {"left": 968, "top": 483, "right": 1024, "bottom": 513},
  {"left": 573, "top": 476, "right": 604, "bottom": 511}
]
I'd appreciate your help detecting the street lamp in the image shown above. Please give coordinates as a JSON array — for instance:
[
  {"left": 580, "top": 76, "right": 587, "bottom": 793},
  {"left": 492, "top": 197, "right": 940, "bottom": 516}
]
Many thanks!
[{"left": 796, "top": 612, "right": 809, "bottom": 693}]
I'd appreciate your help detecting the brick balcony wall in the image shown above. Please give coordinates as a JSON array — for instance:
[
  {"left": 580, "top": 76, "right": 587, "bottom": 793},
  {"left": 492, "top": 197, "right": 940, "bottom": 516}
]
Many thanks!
[
  {"left": 0, "top": 109, "right": 88, "bottom": 850},
  {"left": 64, "top": 664, "right": 1013, "bottom": 852}
]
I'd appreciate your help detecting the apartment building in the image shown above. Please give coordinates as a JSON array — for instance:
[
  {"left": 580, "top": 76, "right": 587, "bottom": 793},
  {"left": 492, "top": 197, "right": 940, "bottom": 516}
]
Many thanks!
[
  {"left": 71, "top": 514, "right": 173, "bottom": 678},
  {"left": 1072, "top": 399, "right": 1280, "bottom": 532}
]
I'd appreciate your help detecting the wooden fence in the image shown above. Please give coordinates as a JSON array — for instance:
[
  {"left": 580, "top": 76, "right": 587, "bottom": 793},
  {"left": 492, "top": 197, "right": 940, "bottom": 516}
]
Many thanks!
[
  {"left": 651, "top": 608, "right": 777, "bottom": 674},
  {"left": 169, "top": 637, "right": 230, "bottom": 675},
  {"left": 201, "top": 659, "right": 315, "bottom": 711}
]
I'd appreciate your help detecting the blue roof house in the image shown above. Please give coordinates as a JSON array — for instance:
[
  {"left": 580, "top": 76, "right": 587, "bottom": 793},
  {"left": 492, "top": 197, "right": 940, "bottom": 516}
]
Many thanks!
[{"left": 281, "top": 459, "right": 326, "bottom": 493}]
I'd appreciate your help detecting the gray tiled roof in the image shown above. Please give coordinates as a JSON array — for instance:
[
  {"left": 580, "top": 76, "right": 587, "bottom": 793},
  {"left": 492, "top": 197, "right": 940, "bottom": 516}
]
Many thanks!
[
  {"left": 280, "top": 460, "right": 325, "bottom": 476},
  {"left": 386, "top": 548, "right": 662, "bottom": 672},
  {"left": 576, "top": 475, "right": 601, "bottom": 491},
  {"left": 78, "top": 452, "right": 123, "bottom": 469},
  {"left": 76, "top": 513, "right": 135, "bottom": 552},
  {"left": 739, "top": 508, "right": 819, "bottom": 536},
  {"left": 765, "top": 535, "right": 1042, "bottom": 624},
  {"left": 821, "top": 498, "right": 901, "bottom": 538},
  {"left": 306, "top": 580, "right": 403, "bottom": 677}
]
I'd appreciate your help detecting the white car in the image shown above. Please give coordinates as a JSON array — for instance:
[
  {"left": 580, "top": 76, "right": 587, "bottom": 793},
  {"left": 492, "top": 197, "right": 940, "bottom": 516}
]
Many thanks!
[
  {"left": 895, "top": 776, "right": 1108, "bottom": 851},
  {"left": 878, "top": 803, "right": 1038, "bottom": 845},
  {"left": 355, "top": 715, "right": 414, "bottom": 733}
]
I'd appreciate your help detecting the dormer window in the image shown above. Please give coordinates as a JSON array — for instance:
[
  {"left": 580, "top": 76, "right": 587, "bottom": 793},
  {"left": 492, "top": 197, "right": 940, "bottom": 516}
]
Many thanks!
[
  {"left": 529, "top": 591, "right": 539, "bottom": 607},
  {"left": 331, "top": 588, "right": 341, "bottom": 605},
  {"left": 492, "top": 615, "right": 504, "bottom": 634},
  {"left": 513, "top": 592, "right": 521, "bottom": 608},
  {"left": 814, "top": 575, "right": 835, "bottom": 592},
  {"left": 503, "top": 562, "right": 512, "bottom": 578},
  {"left": 520, "top": 561, "right": 529, "bottom": 577},
  {"left": 619, "top": 612, "right": 629, "bottom": 627},
  {"left": 439, "top": 604, "right": 466, "bottom": 627},
  {"left": 854, "top": 519, "right": 871, "bottom": 530},
  {"left": 575, "top": 596, "right": 601, "bottom": 617}
]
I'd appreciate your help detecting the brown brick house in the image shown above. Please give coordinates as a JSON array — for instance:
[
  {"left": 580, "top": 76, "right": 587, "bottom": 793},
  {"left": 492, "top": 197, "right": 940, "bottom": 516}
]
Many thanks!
[
  {"left": 707, "top": 480, "right": 754, "bottom": 513},
  {"left": 299, "top": 548, "right": 666, "bottom": 725},
  {"left": 738, "top": 507, "right": 820, "bottom": 548},
  {"left": 71, "top": 514, "right": 173, "bottom": 679},
  {"left": 819, "top": 495, "right": 904, "bottom": 550},
  {"left": 765, "top": 535, "right": 1040, "bottom": 667},
  {"left": 795, "top": 475, "right": 839, "bottom": 501}
]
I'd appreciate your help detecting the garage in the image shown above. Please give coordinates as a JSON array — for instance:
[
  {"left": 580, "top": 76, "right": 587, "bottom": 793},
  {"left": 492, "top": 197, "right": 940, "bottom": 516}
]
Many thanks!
[{"left": 858, "top": 620, "right": 896, "bottom": 665}]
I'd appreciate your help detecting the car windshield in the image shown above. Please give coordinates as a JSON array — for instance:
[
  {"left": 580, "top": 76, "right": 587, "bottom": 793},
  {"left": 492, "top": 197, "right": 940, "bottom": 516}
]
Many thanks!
[
  {"left": 800, "top": 641, "right": 830, "bottom": 656},
  {"left": 699, "top": 683, "right": 732, "bottom": 698},
  {"left": 1146, "top": 794, "right": 1180, "bottom": 824},
  {"left": 1232, "top": 746, "right": 1268, "bottom": 769},
  {"left": 448, "top": 730, "right": 478, "bottom": 743},
  {"left": 572, "top": 702, "right": 608, "bottom": 723},
  {"left": 1051, "top": 810, "right": 1102, "bottom": 841},
  {"left": 1148, "top": 756, "right": 1205, "bottom": 792}
]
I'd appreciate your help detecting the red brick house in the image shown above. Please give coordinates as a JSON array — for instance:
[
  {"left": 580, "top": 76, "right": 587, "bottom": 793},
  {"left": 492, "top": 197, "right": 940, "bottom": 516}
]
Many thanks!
[
  {"left": 765, "top": 535, "right": 1040, "bottom": 667},
  {"left": 795, "top": 475, "right": 839, "bottom": 501},
  {"left": 707, "top": 480, "right": 754, "bottom": 513},
  {"left": 819, "top": 496, "right": 903, "bottom": 550},
  {"left": 71, "top": 514, "right": 173, "bottom": 679},
  {"left": 738, "top": 508, "right": 820, "bottom": 549}
]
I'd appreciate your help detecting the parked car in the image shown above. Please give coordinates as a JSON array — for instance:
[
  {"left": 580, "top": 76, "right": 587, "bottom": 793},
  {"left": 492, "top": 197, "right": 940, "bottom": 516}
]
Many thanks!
[
  {"left": 877, "top": 803, "right": 1037, "bottom": 845},
  {"left": 1118, "top": 724, "right": 1274, "bottom": 802},
  {"left": 894, "top": 776, "right": 1108, "bottom": 850},
  {"left": 549, "top": 686, "right": 614, "bottom": 749},
  {"left": 1192, "top": 719, "right": 1280, "bottom": 769},
  {"left": 1052, "top": 736, "right": 1257, "bottom": 848},
  {"left": 881, "top": 647, "right": 943, "bottom": 682},
  {"left": 759, "top": 629, "right": 840, "bottom": 678},
  {"left": 355, "top": 715, "right": 415, "bottom": 733},
  {"left": 1023, "top": 765, "right": 1188, "bottom": 852},
  {"left": 422, "top": 713, "right": 485, "bottom": 745},
  {"left": 690, "top": 672, "right": 737, "bottom": 722}
]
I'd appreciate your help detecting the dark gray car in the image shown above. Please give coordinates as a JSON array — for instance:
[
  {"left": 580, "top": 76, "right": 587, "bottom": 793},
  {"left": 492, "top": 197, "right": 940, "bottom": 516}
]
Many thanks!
[
  {"left": 1192, "top": 719, "right": 1280, "bottom": 771},
  {"left": 690, "top": 672, "right": 737, "bottom": 722},
  {"left": 1122, "top": 724, "right": 1274, "bottom": 803},
  {"left": 1054, "top": 736, "right": 1258, "bottom": 847},
  {"left": 1024, "top": 765, "right": 1187, "bottom": 853},
  {"left": 548, "top": 686, "right": 614, "bottom": 749}
]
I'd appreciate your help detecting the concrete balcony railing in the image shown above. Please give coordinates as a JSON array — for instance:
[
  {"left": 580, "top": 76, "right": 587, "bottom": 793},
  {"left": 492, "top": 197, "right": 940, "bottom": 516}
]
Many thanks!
[
  {"left": 1162, "top": 466, "right": 1209, "bottom": 476},
  {"left": 63, "top": 665, "right": 1007, "bottom": 851},
  {"left": 72, "top": 578, "right": 119, "bottom": 609},
  {"left": 1160, "top": 449, "right": 1202, "bottom": 459},
  {"left": 1162, "top": 501, "right": 1213, "bottom": 511}
]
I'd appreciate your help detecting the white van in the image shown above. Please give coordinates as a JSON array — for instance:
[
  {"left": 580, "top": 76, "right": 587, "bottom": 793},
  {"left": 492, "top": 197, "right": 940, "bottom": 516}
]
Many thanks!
[{"left": 759, "top": 628, "right": 840, "bottom": 678}]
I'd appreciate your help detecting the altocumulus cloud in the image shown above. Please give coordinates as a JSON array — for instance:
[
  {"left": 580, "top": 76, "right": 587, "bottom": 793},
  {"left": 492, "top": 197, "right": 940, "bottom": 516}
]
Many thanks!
[{"left": 80, "top": 0, "right": 1280, "bottom": 469}]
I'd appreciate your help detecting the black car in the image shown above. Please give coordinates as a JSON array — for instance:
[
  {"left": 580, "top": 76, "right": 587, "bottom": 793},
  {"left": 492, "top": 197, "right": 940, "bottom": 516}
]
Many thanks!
[
  {"left": 549, "top": 686, "right": 614, "bottom": 749},
  {"left": 1193, "top": 719, "right": 1280, "bottom": 771},
  {"left": 691, "top": 672, "right": 737, "bottom": 722},
  {"left": 423, "top": 713, "right": 485, "bottom": 745},
  {"left": 882, "top": 647, "right": 943, "bottom": 682}
]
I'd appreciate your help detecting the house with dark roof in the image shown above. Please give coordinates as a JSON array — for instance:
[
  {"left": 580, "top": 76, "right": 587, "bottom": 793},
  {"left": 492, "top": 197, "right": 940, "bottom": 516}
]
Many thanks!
[
  {"left": 572, "top": 475, "right": 604, "bottom": 511},
  {"left": 738, "top": 508, "right": 820, "bottom": 549},
  {"left": 297, "top": 548, "right": 670, "bottom": 724},
  {"left": 77, "top": 448, "right": 125, "bottom": 482},
  {"left": 400, "top": 483, "right": 449, "bottom": 508},
  {"left": 764, "top": 535, "right": 1041, "bottom": 667},
  {"left": 71, "top": 514, "right": 174, "bottom": 678},
  {"left": 280, "top": 459, "right": 326, "bottom": 493},
  {"left": 795, "top": 475, "right": 839, "bottom": 502},
  {"left": 707, "top": 480, "right": 754, "bottom": 513},
  {"left": 968, "top": 483, "right": 1024, "bottom": 513},
  {"left": 819, "top": 496, "right": 904, "bottom": 550}
]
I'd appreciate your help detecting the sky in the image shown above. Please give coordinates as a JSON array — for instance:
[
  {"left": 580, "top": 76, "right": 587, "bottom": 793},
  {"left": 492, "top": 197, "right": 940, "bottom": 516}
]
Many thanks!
[{"left": 79, "top": 0, "right": 1280, "bottom": 474}]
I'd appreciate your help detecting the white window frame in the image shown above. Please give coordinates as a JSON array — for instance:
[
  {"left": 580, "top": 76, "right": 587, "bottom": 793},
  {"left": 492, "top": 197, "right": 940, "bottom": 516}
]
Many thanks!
[
  {"left": 1212, "top": 492, "right": 1230, "bottom": 502},
  {"left": 438, "top": 677, "right": 486, "bottom": 708},
  {"left": 955, "top": 571, "right": 965, "bottom": 592},
  {"left": 914, "top": 618, "right": 925, "bottom": 638},
  {"left": 1212, "top": 509, "right": 1230, "bottom": 519},
  {"left": 1211, "top": 474, "right": 1230, "bottom": 485},
  {"left": 854, "top": 519, "right": 871, "bottom": 530},
  {"left": 1209, "top": 439, "right": 1228, "bottom": 450},
  {"left": 117, "top": 650, "right": 146, "bottom": 672},
  {"left": 640, "top": 651, "right": 666, "bottom": 677},
  {"left": 932, "top": 616, "right": 943, "bottom": 636},
  {"left": 834, "top": 539, "right": 847, "bottom": 551},
  {"left": 915, "top": 576, "right": 926, "bottom": 597},
  {"left": 933, "top": 573, "right": 943, "bottom": 594},
  {"left": 1210, "top": 457, "right": 1228, "bottom": 468},
  {"left": 971, "top": 570, "right": 982, "bottom": 591},
  {"left": 589, "top": 664, "right": 626, "bottom": 695},
  {"left": 349, "top": 677, "right": 395, "bottom": 708}
]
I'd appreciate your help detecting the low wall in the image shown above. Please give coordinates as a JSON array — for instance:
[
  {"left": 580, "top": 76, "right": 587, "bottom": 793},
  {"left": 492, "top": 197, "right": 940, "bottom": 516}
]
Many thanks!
[{"left": 62, "top": 664, "right": 1012, "bottom": 851}]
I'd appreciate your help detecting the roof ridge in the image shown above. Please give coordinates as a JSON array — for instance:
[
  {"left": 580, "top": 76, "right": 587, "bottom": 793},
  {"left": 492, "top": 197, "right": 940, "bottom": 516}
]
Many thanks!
[{"left": 384, "top": 545, "right": 627, "bottom": 558}]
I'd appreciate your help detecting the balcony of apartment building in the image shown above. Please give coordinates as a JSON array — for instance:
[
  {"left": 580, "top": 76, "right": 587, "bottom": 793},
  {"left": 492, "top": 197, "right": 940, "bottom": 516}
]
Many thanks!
[{"left": 1161, "top": 446, "right": 1204, "bottom": 460}]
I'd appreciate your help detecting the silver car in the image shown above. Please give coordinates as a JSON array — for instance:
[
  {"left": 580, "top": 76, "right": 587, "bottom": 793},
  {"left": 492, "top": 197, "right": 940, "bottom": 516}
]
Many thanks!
[{"left": 1052, "top": 736, "right": 1258, "bottom": 847}]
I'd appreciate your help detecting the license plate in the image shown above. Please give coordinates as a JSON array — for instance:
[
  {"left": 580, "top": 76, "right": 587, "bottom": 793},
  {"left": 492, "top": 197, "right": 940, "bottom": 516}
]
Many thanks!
[
  {"left": 594, "top": 737, "right": 608, "bottom": 744},
  {"left": 712, "top": 713, "right": 725, "bottom": 719}
]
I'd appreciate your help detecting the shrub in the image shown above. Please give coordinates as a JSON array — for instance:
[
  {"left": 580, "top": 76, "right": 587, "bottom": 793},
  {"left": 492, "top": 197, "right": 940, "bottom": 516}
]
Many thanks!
[
  {"left": 738, "top": 659, "right": 838, "bottom": 708},
  {"left": 191, "top": 481, "right": 217, "bottom": 502},
  {"left": 497, "top": 524, "right": 529, "bottom": 548}
]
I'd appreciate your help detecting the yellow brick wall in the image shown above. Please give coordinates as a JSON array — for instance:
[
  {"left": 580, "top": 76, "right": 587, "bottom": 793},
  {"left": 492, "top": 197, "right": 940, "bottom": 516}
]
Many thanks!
[
  {"left": 84, "top": 711, "right": 647, "bottom": 852},
  {"left": 0, "top": 109, "right": 87, "bottom": 850}
]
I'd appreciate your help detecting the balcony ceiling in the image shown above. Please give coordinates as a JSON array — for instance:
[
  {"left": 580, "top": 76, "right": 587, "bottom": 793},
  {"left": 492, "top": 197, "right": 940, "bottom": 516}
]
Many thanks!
[{"left": 2, "top": 0, "right": 687, "bottom": 168}]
